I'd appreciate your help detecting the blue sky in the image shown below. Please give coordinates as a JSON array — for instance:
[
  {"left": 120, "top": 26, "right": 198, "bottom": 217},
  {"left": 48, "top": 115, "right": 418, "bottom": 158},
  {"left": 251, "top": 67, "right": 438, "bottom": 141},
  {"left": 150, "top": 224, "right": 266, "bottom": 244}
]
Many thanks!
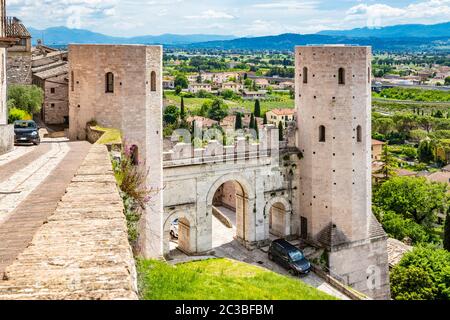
[{"left": 6, "top": 0, "right": 450, "bottom": 37}]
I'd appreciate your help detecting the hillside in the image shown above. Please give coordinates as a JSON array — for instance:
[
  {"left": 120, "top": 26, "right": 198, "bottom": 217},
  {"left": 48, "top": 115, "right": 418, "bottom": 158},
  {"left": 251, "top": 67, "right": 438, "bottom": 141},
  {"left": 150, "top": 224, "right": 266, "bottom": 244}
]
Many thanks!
[
  {"left": 28, "top": 26, "right": 236, "bottom": 46},
  {"left": 317, "top": 22, "right": 450, "bottom": 38}
]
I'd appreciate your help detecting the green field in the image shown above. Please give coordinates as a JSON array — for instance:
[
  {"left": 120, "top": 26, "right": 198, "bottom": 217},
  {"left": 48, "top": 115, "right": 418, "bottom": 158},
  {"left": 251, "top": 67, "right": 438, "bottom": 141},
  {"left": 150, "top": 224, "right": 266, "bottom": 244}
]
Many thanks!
[
  {"left": 165, "top": 91, "right": 294, "bottom": 115},
  {"left": 137, "top": 258, "right": 336, "bottom": 300}
]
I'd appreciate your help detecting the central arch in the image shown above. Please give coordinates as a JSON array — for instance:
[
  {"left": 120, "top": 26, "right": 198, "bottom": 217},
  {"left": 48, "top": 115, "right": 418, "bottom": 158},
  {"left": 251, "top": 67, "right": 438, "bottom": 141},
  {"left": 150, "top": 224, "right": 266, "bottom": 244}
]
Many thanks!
[{"left": 206, "top": 173, "right": 256, "bottom": 249}]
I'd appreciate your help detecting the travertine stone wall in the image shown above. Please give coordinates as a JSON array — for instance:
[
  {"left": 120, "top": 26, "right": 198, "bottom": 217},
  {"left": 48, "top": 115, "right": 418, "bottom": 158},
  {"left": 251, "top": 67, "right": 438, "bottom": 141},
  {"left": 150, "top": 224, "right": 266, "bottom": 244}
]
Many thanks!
[
  {"left": 0, "top": 124, "right": 13, "bottom": 155},
  {"left": 68, "top": 44, "right": 164, "bottom": 258},
  {"left": 0, "top": 144, "right": 138, "bottom": 300}
]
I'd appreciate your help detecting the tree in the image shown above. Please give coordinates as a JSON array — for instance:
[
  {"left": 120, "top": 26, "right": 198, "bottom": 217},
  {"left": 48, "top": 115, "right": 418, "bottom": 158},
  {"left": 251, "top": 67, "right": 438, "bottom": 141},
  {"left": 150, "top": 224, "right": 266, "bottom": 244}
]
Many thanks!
[
  {"left": 374, "top": 176, "right": 449, "bottom": 229},
  {"left": 249, "top": 113, "right": 256, "bottom": 130},
  {"left": 180, "top": 97, "right": 186, "bottom": 120},
  {"left": 175, "top": 86, "right": 182, "bottom": 95},
  {"left": 445, "top": 76, "right": 450, "bottom": 86},
  {"left": 278, "top": 122, "right": 284, "bottom": 141},
  {"left": 263, "top": 114, "right": 268, "bottom": 125},
  {"left": 254, "top": 100, "right": 261, "bottom": 118},
  {"left": 207, "top": 99, "right": 228, "bottom": 122},
  {"left": 374, "top": 145, "right": 397, "bottom": 183},
  {"left": 7, "top": 84, "right": 44, "bottom": 115},
  {"left": 444, "top": 213, "right": 450, "bottom": 252},
  {"left": 174, "top": 74, "right": 189, "bottom": 89},
  {"left": 418, "top": 140, "right": 434, "bottom": 163},
  {"left": 163, "top": 105, "right": 180, "bottom": 125},
  {"left": 235, "top": 113, "right": 243, "bottom": 130},
  {"left": 391, "top": 246, "right": 450, "bottom": 300}
]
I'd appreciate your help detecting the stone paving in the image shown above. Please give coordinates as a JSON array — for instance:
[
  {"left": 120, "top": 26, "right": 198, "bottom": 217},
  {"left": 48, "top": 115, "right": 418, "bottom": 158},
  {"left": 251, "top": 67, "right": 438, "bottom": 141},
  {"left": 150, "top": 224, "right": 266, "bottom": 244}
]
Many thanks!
[
  {"left": 0, "top": 144, "right": 137, "bottom": 300},
  {"left": 0, "top": 139, "right": 91, "bottom": 275}
]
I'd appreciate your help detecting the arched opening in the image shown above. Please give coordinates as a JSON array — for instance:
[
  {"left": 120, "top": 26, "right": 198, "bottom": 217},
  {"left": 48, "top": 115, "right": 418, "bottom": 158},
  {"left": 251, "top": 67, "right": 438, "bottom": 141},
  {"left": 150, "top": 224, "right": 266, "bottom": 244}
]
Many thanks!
[
  {"left": 211, "top": 180, "right": 249, "bottom": 249},
  {"left": 105, "top": 72, "right": 114, "bottom": 93},
  {"left": 303, "top": 67, "right": 308, "bottom": 84},
  {"left": 357, "top": 125, "right": 362, "bottom": 142},
  {"left": 164, "top": 213, "right": 194, "bottom": 258},
  {"left": 269, "top": 202, "right": 287, "bottom": 238},
  {"left": 151, "top": 71, "right": 157, "bottom": 92},
  {"left": 338, "top": 68, "right": 345, "bottom": 85},
  {"left": 319, "top": 125, "right": 326, "bottom": 142}
]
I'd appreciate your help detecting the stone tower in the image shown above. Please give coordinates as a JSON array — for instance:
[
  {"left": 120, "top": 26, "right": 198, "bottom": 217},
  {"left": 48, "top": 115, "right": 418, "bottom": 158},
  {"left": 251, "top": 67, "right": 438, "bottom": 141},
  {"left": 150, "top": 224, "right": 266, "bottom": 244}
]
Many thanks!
[
  {"left": 68, "top": 45, "right": 164, "bottom": 258},
  {"left": 296, "top": 45, "right": 390, "bottom": 299}
]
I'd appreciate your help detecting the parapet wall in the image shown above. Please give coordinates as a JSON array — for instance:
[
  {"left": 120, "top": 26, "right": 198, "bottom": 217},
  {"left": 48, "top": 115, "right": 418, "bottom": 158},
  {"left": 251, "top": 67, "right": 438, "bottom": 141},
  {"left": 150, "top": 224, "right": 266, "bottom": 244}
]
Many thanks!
[
  {"left": 0, "top": 124, "right": 13, "bottom": 155},
  {"left": 163, "top": 126, "right": 280, "bottom": 167},
  {"left": 0, "top": 144, "right": 138, "bottom": 300}
]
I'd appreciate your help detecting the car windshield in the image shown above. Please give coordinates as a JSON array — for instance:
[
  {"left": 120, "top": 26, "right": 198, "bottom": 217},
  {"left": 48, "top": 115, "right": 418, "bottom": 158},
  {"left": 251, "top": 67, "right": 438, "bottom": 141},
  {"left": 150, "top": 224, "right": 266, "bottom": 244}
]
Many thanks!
[
  {"left": 289, "top": 251, "right": 304, "bottom": 262},
  {"left": 15, "top": 122, "right": 36, "bottom": 129}
]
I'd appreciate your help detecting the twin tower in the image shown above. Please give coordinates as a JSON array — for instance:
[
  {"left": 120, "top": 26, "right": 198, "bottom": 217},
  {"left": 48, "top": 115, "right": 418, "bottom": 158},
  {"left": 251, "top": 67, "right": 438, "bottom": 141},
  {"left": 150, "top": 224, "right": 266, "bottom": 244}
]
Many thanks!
[{"left": 296, "top": 46, "right": 390, "bottom": 299}]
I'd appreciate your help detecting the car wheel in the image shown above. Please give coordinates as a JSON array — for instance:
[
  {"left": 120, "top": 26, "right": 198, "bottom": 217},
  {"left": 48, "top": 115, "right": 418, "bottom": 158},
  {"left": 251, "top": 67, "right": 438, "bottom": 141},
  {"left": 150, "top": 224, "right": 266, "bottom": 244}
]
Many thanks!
[
  {"left": 268, "top": 253, "right": 274, "bottom": 261},
  {"left": 289, "top": 269, "right": 297, "bottom": 276}
]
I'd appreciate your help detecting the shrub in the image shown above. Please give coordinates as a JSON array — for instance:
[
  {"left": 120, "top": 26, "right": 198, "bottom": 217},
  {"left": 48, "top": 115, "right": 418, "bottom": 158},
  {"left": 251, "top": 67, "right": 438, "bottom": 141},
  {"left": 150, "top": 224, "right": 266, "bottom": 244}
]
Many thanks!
[
  {"left": 8, "top": 107, "right": 32, "bottom": 123},
  {"left": 7, "top": 84, "right": 44, "bottom": 114}
]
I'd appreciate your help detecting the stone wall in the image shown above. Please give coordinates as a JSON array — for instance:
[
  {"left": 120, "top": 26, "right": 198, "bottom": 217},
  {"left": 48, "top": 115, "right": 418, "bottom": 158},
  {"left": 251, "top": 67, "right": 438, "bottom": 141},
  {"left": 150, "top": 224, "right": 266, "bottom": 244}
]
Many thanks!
[
  {"left": 0, "top": 124, "right": 13, "bottom": 155},
  {"left": 7, "top": 52, "right": 32, "bottom": 85},
  {"left": 0, "top": 144, "right": 138, "bottom": 300}
]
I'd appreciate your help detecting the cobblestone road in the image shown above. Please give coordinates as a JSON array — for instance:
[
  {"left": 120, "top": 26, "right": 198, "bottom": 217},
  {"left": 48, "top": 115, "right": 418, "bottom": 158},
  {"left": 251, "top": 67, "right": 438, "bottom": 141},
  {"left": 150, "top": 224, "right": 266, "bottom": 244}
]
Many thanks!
[{"left": 0, "top": 139, "right": 91, "bottom": 275}]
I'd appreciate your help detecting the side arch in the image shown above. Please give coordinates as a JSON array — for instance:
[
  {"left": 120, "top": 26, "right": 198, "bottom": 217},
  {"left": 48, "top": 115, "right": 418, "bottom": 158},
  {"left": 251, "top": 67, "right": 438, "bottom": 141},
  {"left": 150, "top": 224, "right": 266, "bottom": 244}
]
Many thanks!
[
  {"left": 163, "top": 208, "right": 197, "bottom": 256},
  {"left": 264, "top": 196, "right": 292, "bottom": 238}
]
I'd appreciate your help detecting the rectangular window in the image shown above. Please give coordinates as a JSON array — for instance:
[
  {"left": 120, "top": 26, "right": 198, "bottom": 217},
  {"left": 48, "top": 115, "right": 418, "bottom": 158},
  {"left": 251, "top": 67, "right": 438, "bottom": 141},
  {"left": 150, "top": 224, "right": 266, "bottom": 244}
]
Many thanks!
[{"left": 51, "top": 88, "right": 55, "bottom": 94}]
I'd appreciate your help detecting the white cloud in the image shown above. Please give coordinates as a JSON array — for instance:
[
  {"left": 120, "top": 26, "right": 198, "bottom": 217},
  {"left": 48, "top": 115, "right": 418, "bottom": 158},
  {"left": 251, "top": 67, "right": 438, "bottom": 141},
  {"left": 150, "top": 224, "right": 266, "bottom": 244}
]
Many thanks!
[
  {"left": 252, "top": 1, "right": 318, "bottom": 10},
  {"left": 185, "top": 10, "right": 235, "bottom": 20}
]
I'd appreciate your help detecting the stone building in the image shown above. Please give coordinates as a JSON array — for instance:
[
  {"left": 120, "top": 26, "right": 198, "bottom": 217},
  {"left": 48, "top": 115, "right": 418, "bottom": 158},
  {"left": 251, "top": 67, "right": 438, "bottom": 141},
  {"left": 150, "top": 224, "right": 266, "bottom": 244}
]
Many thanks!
[
  {"left": 33, "top": 63, "right": 69, "bottom": 125},
  {"left": 0, "top": 0, "right": 17, "bottom": 155},
  {"left": 68, "top": 44, "right": 164, "bottom": 258},
  {"left": 5, "top": 17, "right": 31, "bottom": 85},
  {"left": 296, "top": 45, "right": 390, "bottom": 299}
]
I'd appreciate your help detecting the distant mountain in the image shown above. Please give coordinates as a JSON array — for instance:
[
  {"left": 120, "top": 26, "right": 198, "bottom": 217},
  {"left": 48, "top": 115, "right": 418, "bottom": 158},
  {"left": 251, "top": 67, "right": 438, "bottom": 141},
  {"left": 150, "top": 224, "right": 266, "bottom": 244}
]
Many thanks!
[
  {"left": 186, "top": 33, "right": 449, "bottom": 52},
  {"left": 28, "top": 26, "right": 236, "bottom": 46},
  {"left": 317, "top": 22, "right": 450, "bottom": 38}
]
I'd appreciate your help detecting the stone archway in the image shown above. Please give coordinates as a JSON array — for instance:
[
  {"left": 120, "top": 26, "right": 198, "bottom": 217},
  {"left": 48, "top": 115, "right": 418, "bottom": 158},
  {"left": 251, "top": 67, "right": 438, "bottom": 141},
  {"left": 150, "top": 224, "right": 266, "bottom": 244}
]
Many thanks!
[
  {"left": 206, "top": 173, "right": 256, "bottom": 248},
  {"left": 264, "top": 197, "right": 292, "bottom": 238},
  {"left": 163, "top": 210, "right": 196, "bottom": 257}
]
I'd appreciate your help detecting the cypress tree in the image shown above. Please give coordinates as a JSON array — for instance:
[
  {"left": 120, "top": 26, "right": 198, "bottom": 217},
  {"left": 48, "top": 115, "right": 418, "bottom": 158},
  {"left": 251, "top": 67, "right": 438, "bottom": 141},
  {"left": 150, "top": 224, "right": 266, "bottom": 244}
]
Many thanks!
[
  {"left": 254, "top": 100, "right": 261, "bottom": 118},
  {"left": 444, "top": 212, "right": 450, "bottom": 252},
  {"left": 278, "top": 122, "right": 284, "bottom": 141},
  {"left": 250, "top": 113, "right": 256, "bottom": 130},
  {"left": 180, "top": 97, "right": 186, "bottom": 120},
  {"left": 235, "top": 113, "right": 243, "bottom": 130},
  {"left": 263, "top": 114, "right": 268, "bottom": 125}
]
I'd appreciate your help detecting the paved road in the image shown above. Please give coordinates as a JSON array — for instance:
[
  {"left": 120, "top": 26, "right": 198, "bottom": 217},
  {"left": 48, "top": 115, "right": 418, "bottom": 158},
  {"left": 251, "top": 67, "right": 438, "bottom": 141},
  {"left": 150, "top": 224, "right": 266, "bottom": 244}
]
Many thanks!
[{"left": 0, "top": 139, "right": 91, "bottom": 275}]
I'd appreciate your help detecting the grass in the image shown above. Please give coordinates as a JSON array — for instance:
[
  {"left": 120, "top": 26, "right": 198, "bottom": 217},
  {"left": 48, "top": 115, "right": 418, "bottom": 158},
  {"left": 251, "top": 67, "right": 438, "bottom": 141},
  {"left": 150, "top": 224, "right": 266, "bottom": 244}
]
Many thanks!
[
  {"left": 137, "top": 258, "right": 337, "bottom": 300},
  {"left": 92, "top": 126, "right": 122, "bottom": 145}
]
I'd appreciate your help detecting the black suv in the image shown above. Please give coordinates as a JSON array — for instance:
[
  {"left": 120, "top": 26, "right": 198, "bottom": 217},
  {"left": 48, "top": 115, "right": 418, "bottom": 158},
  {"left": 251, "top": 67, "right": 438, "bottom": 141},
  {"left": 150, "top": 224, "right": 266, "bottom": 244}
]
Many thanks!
[
  {"left": 268, "top": 239, "right": 311, "bottom": 276},
  {"left": 14, "top": 120, "right": 41, "bottom": 145}
]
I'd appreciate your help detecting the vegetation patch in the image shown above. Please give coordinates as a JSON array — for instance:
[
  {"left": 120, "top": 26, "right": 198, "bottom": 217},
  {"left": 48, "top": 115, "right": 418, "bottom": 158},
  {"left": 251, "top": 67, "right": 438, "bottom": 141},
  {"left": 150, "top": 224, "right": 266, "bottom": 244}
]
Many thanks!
[
  {"left": 92, "top": 126, "right": 122, "bottom": 145},
  {"left": 137, "top": 258, "right": 336, "bottom": 300}
]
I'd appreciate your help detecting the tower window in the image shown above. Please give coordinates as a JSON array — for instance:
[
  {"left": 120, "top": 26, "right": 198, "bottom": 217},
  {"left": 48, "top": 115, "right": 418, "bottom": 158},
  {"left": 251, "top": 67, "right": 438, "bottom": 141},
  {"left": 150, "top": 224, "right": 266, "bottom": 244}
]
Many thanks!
[
  {"left": 357, "top": 125, "right": 362, "bottom": 142},
  {"left": 105, "top": 72, "right": 114, "bottom": 93},
  {"left": 319, "top": 125, "right": 326, "bottom": 142},
  {"left": 303, "top": 67, "right": 308, "bottom": 84},
  {"left": 71, "top": 71, "right": 74, "bottom": 92},
  {"left": 338, "top": 68, "right": 345, "bottom": 85},
  {"left": 151, "top": 71, "right": 157, "bottom": 92}
]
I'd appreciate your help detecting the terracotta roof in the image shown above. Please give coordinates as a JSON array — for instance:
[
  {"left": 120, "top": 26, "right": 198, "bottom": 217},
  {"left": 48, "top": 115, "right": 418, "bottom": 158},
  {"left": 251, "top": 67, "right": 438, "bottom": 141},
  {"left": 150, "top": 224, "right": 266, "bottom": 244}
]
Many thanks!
[
  {"left": 269, "top": 108, "right": 296, "bottom": 116},
  {"left": 186, "top": 116, "right": 218, "bottom": 128},
  {"left": 372, "top": 139, "right": 386, "bottom": 146},
  {"left": 5, "top": 17, "right": 31, "bottom": 38}
]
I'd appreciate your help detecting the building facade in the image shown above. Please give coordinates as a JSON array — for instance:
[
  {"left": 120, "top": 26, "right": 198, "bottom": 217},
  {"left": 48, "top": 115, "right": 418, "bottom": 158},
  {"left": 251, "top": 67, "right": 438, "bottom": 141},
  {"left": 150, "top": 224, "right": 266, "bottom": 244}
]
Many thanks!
[
  {"left": 266, "top": 108, "right": 296, "bottom": 128},
  {"left": 296, "top": 45, "right": 390, "bottom": 299},
  {"left": 68, "top": 44, "right": 164, "bottom": 258}
]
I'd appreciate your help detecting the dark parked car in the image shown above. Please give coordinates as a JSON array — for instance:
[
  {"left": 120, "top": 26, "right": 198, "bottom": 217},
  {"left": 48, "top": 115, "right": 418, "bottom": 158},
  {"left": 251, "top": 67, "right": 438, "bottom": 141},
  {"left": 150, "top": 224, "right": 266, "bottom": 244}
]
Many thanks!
[
  {"left": 14, "top": 120, "right": 40, "bottom": 145},
  {"left": 268, "top": 239, "right": 311, "bottom": 276}
]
